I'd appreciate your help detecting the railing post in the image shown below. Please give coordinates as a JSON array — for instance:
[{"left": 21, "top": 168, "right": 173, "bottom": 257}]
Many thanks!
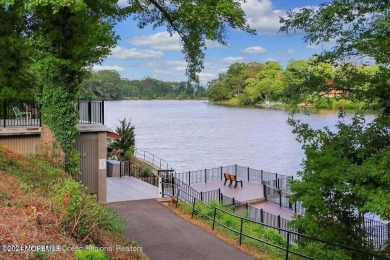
[
  {"left": 3, "top": 100, "right": 6, "bottom": 127},
  {"left": 247, "top": 167, "right": 250, "bottom": 181},
  {"left": 212, "top": 207, "right": 217, "bottom": 230},
  {"left": 161, "top": 174, "right": 165, "bottom": 198},
  {"left": 200, "top": 192, "right": 203, "bottom": 202},
  {"left": 176, "top": 189, "right": 180, "bottom": 209},
  {"left": 218, "top": 189, "right": 221, "bottom": 203},
  {"left": 172, "top": 174, "right": 175, "bottom": 196},
  {"left": 101, "top": 100, "right": 105, "bottom": 125},
  {"left": 188, "top": 171, "right": 191, "bottom": 185},
  {"left": 261, "top": 170, "right": 263, "bottom": 183},
  {"left": 277, "top": 215, "right": 281, "bottom": 233},
  {"left": 285, "top": 232, "right": 290, "bottom": 260},
  {"left": 220, "top": 167, "right": 223, "bottom": 180},
  {"left": 88, "top": 100, "right": 92, "bottom": 124},
  {"left": 239, "top": 218, "right": 244, "bottom": 245},
  {"left": 294, "top": 202, "right": 297, "bottom": 214},
  {"left": 279, "top": 190, "right": 282, "bottom": 207},
  {"left": 204, "top": 169, "right": 207, "bottom": 183},
  {"left": 235, "top": 164, "right": 237, "bottom": 175},
  {"left": 260, "top": 209, "right": 264, "bottom": 223},
  {"left": 277, "top": 178, "right": 280, "bottom": 189},
  {"left": 263, "top": 183, "right": 267, "bottom": 200},
  {"left": 191, "top": 197, "right": 196, "bottom": 218}
]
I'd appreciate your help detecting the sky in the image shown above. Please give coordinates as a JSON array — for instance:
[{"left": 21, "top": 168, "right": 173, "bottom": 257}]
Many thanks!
[{"left": 94, "top": 0, "right": 329, "bottom": 86}]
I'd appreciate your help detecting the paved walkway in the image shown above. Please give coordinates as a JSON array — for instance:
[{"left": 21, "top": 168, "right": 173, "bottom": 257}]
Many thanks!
[
  {"left": 107, "top": 176, "right": 159, "bottom": 202},
  {"left": 109, "top": 199, "right": 253, "bottom": 260}
]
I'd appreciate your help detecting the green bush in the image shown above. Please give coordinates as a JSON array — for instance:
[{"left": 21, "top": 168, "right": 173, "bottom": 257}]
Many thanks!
[
  {"left": 142, "top": 166, "right": 153, "bottom": 176},
  {"left": 74, "top": 245, "right": 108, "bottom": 260},
  {"left": 53, "top": 179, "right": 126, "bottom": 240}
]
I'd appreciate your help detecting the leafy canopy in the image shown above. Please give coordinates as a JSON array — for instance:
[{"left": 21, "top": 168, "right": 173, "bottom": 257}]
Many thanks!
[{"left": 281, "top": 0, "right": 390, "bottom": 252}]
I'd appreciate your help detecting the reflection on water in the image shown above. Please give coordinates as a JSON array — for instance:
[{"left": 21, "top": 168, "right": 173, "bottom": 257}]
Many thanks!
[{"left": 105, "top": 100, "right": 374, "bottom": 176}]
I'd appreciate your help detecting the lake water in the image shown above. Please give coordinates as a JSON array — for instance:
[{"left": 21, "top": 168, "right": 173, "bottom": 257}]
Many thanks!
[{"left": 105, "top": 100, "right": 373, "bottom": 176}]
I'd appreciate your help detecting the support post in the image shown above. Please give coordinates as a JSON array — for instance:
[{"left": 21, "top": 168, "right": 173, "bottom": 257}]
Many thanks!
[
  {"left": 212, "top": 207, "right": 217, "bottom": 230},
  {"left": 191, "top": 197, "right": 196, "bottom": 218},
  {"left": 285, "top": 232, "right": 290, "bottom": 260},
  {"left": 205, "top": 169, "right": 207, "bottom": 183},
  {"left": 220, "top": 167, "right": 223, "bottom": 180},
  {"left": 239, "top": 218, "right": 244, "bottom": 245},
  {"left": 247, "top": 167, "right": 250, "bottom": 181},
  {"left": 279, "top": 190, "right": 282, "bottom": 207},
  {"left": 263, "top": 184, "right": 267, "bottom": 200},
  {"left": 261, "top": 170, "right": 263, "bottom": 183},
  {"left": 235, "top": 164, "right": 237, "bottom": 175},
  {"left": 88, "top": 100, "right": 92, "bottom": 124},
  {"left": 277, "top": 215, "right": 281, "bottom": 233},
  {"left": 3, "top": 100, "right": 6, "bottom": 127},
  {"left": 101, "top": 100, "right": 105, "bottom": 125},
  {"left": 188, "top": 171, "right": 191, "bottom": 185},
  {"left": 260, "top": 209, "right": 264, "bottom": 223},
  {"left": 176, "top": 189, "right": 180, "bottom": 208}
]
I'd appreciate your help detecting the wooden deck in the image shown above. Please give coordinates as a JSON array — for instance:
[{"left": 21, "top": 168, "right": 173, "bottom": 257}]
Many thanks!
[
  {"left": 107, "top": 176, "right": 159, "bottom": 202},
  {"left": 190, "top": 180, "right": 264, "bottom": 203},
  {"left": 251, "top": 201, "right": 295, "bottom": 220}
]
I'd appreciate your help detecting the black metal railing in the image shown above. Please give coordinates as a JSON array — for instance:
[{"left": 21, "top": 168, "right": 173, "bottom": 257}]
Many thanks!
[
  {"left": 77, "top": 100, "right": 104, "bottom": 125},
  {"left": 174, "top": 164, "right": 389, "bottom": 250},
  {"left": 1, "top": 100, "right": 105, "bottom": 127},
  {"left": 168, "top": 186, "right": 388, "bottom": 259},
  {"left": 119, "top": 160, "right": 159, "bottom": 187},
  {"left": 174, "top": 164, "right": 292, "bottom": 186},
  {"left": 0, "top": 100, "right": 42, "bottom": 127},
  {"left": 133, "top": 148, "right": 174, "bottom": 170}
]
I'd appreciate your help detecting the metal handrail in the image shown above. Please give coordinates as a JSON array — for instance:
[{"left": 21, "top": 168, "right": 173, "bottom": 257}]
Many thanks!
[{"left": 133, "top": 147, "right": 174, "bottom": 170}]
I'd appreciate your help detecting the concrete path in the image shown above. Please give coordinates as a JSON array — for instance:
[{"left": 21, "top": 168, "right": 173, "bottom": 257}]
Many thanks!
[
  {"left": 107, "top": 176, "right": 159, "bottom": 202},
  {"left": 109, "top": 199, "right": 253, "bottom": 260}
]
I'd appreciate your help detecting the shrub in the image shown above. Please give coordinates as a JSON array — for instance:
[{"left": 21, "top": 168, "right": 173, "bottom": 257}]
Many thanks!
[
  {"left": 74, "top": 245, "right": 108, "bottom": 260},
  {"left": 53, "top": 179, "right": 126, "bottom": 240}
]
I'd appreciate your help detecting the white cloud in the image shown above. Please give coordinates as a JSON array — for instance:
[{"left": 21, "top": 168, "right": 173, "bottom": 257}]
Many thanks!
[
  {"left": 92, "top": 65, "right": 126, "bottom": 72},
  {"left": 198, "top": 72, "right": 217, "bottom": 84},
  {"left": 241, "top": 0, "right": 283, "bottom": 34},
  {"left": 110, "top": 46, "right": 163, "bottom": 59},
  {"left": 205, "top": 40, "right": 226, "bottom": 49},
  {"left": 153, "top": 69, "right": 174, "bottom": 75},
  {"left": 306, "top": 44, "right": 319, "bottom": 50},
  {"left": 222, "top": 56, "right": 244, "bottom": 64},
  {"left": 130, "top": 32, "right": 182, "bottom": 51},
  {"left": 117, "top": 0, "right": 128, "bottom": 7},
  {"left": 286, "top": 49, "right": 296, "bottom": 55},
  {"left": 241, "top": 46, "right": 266, "bottom": 54}
]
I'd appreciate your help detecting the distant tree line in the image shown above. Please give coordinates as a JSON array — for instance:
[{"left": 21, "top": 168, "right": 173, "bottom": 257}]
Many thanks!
[
  {"left": 207, "top": 60, "right": 380, "bottom": 109},
  {"left": 81, "top": 70, "right": 206, "bottom": 100}
]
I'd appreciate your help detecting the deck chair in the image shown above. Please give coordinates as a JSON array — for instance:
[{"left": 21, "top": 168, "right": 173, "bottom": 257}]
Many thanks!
[
  {"left": 13, "top": 107, "right": 31, "bottom": 120},
  {"left": 23, "top": 103, "right": 39, "bottom": 118}
]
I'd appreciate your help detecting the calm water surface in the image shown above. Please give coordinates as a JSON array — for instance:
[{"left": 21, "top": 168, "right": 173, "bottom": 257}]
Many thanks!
[{"left": 105, "top": 100, "right": 373, "bottom": 176}]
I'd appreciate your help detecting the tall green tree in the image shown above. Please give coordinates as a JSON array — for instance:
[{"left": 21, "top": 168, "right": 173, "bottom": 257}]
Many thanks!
[
  {"left": 281, "top": 0, "right": 390, "bottom": 253},
  {"left": 1, "top": 0, "right": 254, "bottom": 173},
  {"left": 245, "top": 61, "right": 285, "bottom": 103}
]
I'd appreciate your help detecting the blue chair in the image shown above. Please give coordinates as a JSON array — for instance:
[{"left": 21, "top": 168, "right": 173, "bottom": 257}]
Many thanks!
[{"left": 12, "top": 107, "right": 31, "bottom": 120}]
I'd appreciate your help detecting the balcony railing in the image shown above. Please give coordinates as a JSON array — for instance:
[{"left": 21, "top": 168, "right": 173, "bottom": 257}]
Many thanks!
[
  {"left": 0, "top": 100, "right": 42, "bottom": 127},
  {"left": 77, "top": 100, "right": 105, "bottom": 125},
  {"left": 1, "top": 100, "right": 104, "bottom": 128}
]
